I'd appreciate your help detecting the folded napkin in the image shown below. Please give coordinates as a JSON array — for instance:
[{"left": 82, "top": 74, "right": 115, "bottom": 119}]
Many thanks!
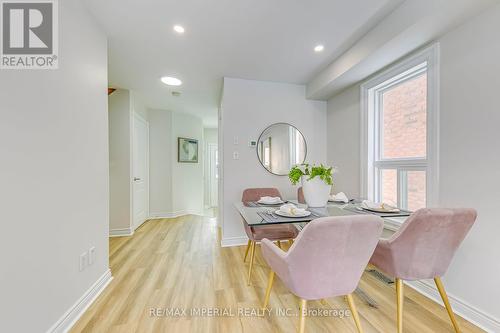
[
  {"left": 361, "top": 200, "right": 399, "bottom": 212},
  {"left": 330, "top": 192, "right": 349, "bottom": 203},
  {"left": 279, "top": 203, "right": 307, "bottom": 216},
  {"left": 258, "top": 196, "right": 282, "bottom": 204}
]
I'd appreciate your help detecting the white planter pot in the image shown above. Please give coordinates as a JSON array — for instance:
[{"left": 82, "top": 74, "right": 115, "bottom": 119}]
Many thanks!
[{"left": 301, "top": 176, "right": 331, "bottom": 208}]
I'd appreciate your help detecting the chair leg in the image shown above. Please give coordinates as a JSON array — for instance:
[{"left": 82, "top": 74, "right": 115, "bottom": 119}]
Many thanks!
[
  {"left": 277, "top": 240, "right": 282, "bottom": 249},
  {"left": 298, "top": 298, "right": 307, "bottom": 333},
  {"left": 247, "top": 241, "right": 256, "bottom": 285},
  {"left": 319, "top": 299, "right": 330, "bottom": 307},
  {"left": 396, "top": 278, "right": 404, "bottom": 333},
  {"left": 243, "top": 240, "right": 251, "bottom": 263},
  {"left": 262, "top": 270, "right": 275, "bottom": 309},
  {"left": 434, "top": 277, "right": 461, "bottom": 333},
  {"left": 346, "top": 294, "right": 364, "bottom": 333}
]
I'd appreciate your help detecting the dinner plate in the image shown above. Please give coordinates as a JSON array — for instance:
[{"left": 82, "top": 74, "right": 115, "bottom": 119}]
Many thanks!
[
  {"left": 328, "top": 199, "right": 348, "bottom": 203},
  {"left": 257, "top": 199, "right": 284, "bottom": 205},
  {"left": 274, "top": 210, "right": 311, "bottom": 218},
  {"left": 360, "top": 205, "right": 400, "bottom": 213}
]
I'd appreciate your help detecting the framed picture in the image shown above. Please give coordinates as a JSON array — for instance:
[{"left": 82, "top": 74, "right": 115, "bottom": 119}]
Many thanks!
[{"left": 178, "top": 137, "right": 199, "bottom": 163}]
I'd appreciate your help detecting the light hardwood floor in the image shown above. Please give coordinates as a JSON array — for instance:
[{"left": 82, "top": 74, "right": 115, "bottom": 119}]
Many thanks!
[{"left": 72, "top": 215, "right": 484, "bottom": 333}]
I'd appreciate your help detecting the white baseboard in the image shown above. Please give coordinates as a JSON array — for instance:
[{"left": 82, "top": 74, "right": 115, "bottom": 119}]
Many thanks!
[
  {"left": 221, "top": 236, "right": 248, "bottom": 247},
  {"left": 109, "top": 227, "right": 133, "bottom": 237},
  {"left": 149, "top": 210, "right": 204, "bottom": 219},
  {"left": 406, "top": 280, "right": 500, "bottom": 333},
  {"left": 47, "top": 269, "right": 113, "bottom": 333}
]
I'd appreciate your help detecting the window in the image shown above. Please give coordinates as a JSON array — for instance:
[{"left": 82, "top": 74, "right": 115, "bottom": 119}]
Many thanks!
[{"left": 361, "top": 45, "right": 439, "bottom": 212}]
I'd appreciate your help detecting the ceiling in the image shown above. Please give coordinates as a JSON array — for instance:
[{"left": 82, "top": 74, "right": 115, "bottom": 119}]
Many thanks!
[{"left": 84, "top": 0, "right": 402, "bottom": 127}]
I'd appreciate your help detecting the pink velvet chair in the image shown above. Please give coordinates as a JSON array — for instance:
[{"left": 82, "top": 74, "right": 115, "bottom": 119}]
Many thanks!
[
  {"left": 261, "top": 215, "right": 384, "bottom": 333},
  {"left": 297, "top": 187, "right": 305, "bottom": 204},
  {"left": 369, "top": 208, "right": 477, "bottom": 333},
  {"left": 241, "top": 188, "right": 299, "bottom": 285}
]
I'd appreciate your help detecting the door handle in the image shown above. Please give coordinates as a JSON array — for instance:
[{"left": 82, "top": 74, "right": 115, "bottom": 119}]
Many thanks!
[{"left": 134, "top": 177, "right": 141, "bottom": 181}]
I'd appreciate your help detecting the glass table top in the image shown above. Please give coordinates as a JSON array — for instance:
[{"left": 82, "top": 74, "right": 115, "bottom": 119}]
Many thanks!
[{"left": 235, "top": 201, "right": 409, "bottom": 229}]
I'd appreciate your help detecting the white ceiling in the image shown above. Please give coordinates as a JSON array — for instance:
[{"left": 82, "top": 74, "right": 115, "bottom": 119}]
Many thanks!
[{"left": 84, "top": 0, "right": 402, "bottom": 127}]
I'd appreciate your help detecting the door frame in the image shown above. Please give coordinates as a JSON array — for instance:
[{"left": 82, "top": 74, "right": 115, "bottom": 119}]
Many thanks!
[
  {"left": 207, "top": 143, "right": 218, "bottom": 208},
  {"left": 132, "top": 112, "right": 150, "bottom": 230}
]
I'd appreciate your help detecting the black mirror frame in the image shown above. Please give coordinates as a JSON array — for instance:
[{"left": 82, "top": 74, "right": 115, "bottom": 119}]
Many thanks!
[{"left": 256, "top": 122, "right": 308, "bottom": 176}]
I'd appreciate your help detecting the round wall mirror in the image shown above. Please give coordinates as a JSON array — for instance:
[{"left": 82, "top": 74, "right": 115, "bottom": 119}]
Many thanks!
[{"left": 256, "top": 123, "right": 307, "bottom": 176}]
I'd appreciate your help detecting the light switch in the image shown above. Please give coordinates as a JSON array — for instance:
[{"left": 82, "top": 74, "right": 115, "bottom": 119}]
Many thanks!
[
  {"left": 89, "top": 246, "right": 96, "bottom": 265},
  {"left": 233, "top": 151, "right": 239, "bottom": 160},
  {"left": 233, "top": 136, "right": 239, "bottom": 145},
  {"left": 79, "top": 252, "right": 88, "bottom": 271}
]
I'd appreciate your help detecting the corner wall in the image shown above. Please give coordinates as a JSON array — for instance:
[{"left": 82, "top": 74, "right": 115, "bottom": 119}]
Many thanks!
[
  {"left": 0, "top": 0, "right": 109, "bottom": 331},
  {"left": 149, "top": 110, "right": 204, "bottom": 217},
  {"left": 109, "top": 89, "right": 132, "bottom": 235},
  {"left": 220, "top": 78, "right": 327, "bottom": 246}
]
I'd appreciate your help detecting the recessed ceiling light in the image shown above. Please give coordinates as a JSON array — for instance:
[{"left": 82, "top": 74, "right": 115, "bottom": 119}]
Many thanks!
[
  {"left": 173, "top": 25, "right": 185, "bottom": 34},
  {"left": 161, "top": 76, "right": 182, "bottom": 86},
  {"left": 314, "top": 44, "right": 324, "bottom": 52}
]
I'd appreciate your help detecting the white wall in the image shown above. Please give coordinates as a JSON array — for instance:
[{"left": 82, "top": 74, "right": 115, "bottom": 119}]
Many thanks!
[
  {"left": 171, "top": 112, "right": 204, "bottom": 215},
  {"left": 149, "top": 109, "right": 174, "bottom": 216},
  {"left": 132, "top": 93, "right": 148, "bottom": 121},
  {"left": 220, "top": 77, "right": 327, "bottom": 245},
  {"left": 325, "top": 5, "right": 500, "bottom": 330},
  {"left": 0, "top": 0, "right": 109, "bottom": 331},
  {"left": 108, "top": 89, "right": 148, "bottom": 234},
  {"left": 326, "top": 84, "right": 362, "bottom": 199},
  {"left": 109, "top": 90, "right": 132, "bottom": 233},
  {"left": 149, "top": 110, "right": 204, "bottom": 217},
  {"left": 437, "top": 4, "right": 500, "bottom": 328}
]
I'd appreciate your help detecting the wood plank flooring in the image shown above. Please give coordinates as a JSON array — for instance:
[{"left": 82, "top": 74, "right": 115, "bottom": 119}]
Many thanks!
[{"left": 71, "top": 215, "right": 484, "bottom": 333}]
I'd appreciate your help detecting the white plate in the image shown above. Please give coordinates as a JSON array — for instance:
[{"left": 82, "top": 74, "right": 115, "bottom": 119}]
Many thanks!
[
  {"left": 274, "top": 210, "right": 311, "bottom": 218},
  {"left": 257, "top": 200, "right": 284, "bottom": 205},
  {"left": 328, "top": 199, "right": 348, "bottom": 203},
  {"left": 360, "top": 205, "right": 400, "bottom": 213}
]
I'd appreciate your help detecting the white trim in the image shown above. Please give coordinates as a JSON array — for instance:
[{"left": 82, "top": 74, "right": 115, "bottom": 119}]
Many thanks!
[
  {"left": 406, "top": 280, "right": 500, "bottom": 333},
  {"left": 360, "top": 43, "right": 440, "bottom": 207},
  {"left": 383, "top": 219, "right": 402, "bottom": 232},
  {"left": 221, "top": 236, "right": 248, "bottom": 248},
  {"left": 109, "top": 227, "right": 134, "bottom": 237},
  {"left": 149, "top": 210, "right": 204, "bottom": 219},
  {"left": 133, "top": 218, "right": 148, "bottom": 231},
  {"left": 47, "top": 269, "right": 113, "bottom": 333}
]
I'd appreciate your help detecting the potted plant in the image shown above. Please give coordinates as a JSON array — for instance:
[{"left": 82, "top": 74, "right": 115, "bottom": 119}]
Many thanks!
[{"left": 289, "top": 163, "right": 334, "bottom": 207}]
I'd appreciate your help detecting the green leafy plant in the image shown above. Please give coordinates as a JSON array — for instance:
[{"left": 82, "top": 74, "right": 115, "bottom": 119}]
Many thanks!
[{"left": 288, "top": 163, "right": 334, "bottom": 186}]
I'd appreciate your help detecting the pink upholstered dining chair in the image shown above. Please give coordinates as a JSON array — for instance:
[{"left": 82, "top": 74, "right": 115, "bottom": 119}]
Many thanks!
[
  {"left": 241, "top": 188, "right": 299, "bottom": 285},
  {"left": 261, "top": 215, "right": 384, "bottom": 333},
  {"left": 297, "top": 186, "right": 305, "bottom": 204},
  {"left": 369, "top": 208, "right": 477, "bottom": 333}
]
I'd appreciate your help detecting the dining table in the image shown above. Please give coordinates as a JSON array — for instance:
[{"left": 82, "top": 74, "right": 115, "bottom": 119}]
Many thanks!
[{"left": 234, "top": 199, "right": 413, "bottom": 307}]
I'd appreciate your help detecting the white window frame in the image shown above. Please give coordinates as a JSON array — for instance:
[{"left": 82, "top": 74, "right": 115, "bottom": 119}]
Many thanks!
[{"left": 360, "top": 44, "right": 440, "bottom": 210}]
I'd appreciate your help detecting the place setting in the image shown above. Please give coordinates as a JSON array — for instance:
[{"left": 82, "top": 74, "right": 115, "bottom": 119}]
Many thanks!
[
  {"left": 344, "top": 200, "right": 412, "bottom": 218},
  {"left": 244, "top": 196, "right": 287, "bottom": 207},
  {"left": 257, "top": 202, "right": 326, "bottom": 224}
]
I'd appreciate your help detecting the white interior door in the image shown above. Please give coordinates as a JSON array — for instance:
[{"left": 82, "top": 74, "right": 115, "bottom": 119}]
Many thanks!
[
  {"left": 208, "top": 143, "right": 218, "bottom": 207},
  {"left": 133, "top": 114, "right": 149, "bottom": 228}
]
